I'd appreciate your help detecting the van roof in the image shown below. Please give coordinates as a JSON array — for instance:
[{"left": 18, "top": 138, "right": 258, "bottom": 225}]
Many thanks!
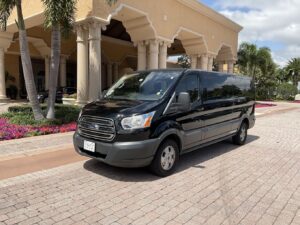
[{"left": 135, "top": 69, "right": 251, "bottom": 80}]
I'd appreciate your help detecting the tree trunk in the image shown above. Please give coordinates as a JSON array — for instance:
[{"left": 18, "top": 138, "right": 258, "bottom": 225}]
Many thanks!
[
  {"left": 46, "top": 25, "right": 61, "bottom": 119},
  {"left": 16, "top": 0, "right": 44, "bottom": 120}
]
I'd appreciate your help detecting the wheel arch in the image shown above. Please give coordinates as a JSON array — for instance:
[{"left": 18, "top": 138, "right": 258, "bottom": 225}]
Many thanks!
[
  {"left": 161, "top": 134, "right": 182, "bottom": 152},
  {"left": 242, "top": 117, "right": 250, "bottom": 128},
  {"left": 154, "top": 128, "right": 184, "bottom": 155}
]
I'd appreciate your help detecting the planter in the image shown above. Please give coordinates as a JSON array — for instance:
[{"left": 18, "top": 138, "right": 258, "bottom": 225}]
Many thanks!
[
  {"left": 62, "top": 97, "right": 76, "bottom": 105},
  {"left": 295, "top": 94, "right": 300, "bottom": 101}
]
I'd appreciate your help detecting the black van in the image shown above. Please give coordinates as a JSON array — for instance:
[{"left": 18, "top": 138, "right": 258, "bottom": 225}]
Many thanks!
[{"left": 74, "top": 69, "right": 255, "bottom": 176}]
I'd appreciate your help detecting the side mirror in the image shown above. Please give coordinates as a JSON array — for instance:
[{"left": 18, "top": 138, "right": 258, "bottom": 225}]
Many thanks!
[{"left": 178, "top": 92, "right": 191, "bottom": 112}]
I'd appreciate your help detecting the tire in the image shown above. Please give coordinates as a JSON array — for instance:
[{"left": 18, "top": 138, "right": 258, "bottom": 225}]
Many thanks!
[
  {"left": 232, "top": 122, "right": 248, "bottom": 145},
  {"left": 150, "top": 139, "right": 179, "bottom": 177}
]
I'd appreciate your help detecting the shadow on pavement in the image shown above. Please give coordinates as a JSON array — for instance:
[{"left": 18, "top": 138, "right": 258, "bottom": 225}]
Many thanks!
[{"left": 83, "top": 135, "right": 259, "bottom": 182}]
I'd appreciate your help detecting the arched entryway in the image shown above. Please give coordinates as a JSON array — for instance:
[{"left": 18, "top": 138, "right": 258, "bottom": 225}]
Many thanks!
[{"left": 216, "top": 45, "right": 235, "bottom": 73}]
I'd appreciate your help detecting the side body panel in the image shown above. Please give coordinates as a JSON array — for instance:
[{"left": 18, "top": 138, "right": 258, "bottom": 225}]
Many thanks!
[{"left": 159, "top": 71, "right": 255, "bottom": 153}]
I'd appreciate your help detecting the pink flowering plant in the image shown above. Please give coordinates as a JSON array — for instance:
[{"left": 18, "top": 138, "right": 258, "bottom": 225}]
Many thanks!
[
  {"left": 0, "top": 118, "right": 77, "bottom": 141},
  {"left": 0, "top": 105, "right": 79, "bottom": 141}
]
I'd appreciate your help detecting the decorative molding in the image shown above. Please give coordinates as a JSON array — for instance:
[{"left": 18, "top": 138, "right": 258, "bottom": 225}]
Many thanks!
[
  {"left": 26, "top": 37, "right": 51, "bottom": 57},
  {"left": 102, "top": 35, "right": 134, "bottom": 47},
  {"left": 75, "top": 16, "right": 110, "bottom": 27},
  {"left": 216, "top": 43, "right": 236, "bottom": 61},
  {"left": 108, "top": 4, "right": 157, "bottom": 42},
  {"left": 176, "top": 0, "right": 243, "bottom": 32},
  {"left": 6, "top": 12, "right": 44, "bottom": 32}
]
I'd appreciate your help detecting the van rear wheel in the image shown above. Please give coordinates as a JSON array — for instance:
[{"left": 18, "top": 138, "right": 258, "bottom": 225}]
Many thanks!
[
  {"left": 150, "top": 139, "right": 179, "bottom": 177},
  {"left": 232, "top": 122, "right": 248, "bottom": 145}
]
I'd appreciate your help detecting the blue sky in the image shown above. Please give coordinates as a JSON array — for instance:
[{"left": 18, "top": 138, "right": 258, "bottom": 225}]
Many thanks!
[{"left": 200, "top": 0, "right": 300, "bottom": 67}]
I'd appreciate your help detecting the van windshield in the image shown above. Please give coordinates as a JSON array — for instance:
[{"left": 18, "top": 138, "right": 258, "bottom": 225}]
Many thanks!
[{"left": 104, "top": 71, "right": 182, "bottom": 101}]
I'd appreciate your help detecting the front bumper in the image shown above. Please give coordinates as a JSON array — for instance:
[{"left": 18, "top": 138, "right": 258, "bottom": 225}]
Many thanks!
[{"left": 73, "top": 132, "right": 160, "bottom": 168}]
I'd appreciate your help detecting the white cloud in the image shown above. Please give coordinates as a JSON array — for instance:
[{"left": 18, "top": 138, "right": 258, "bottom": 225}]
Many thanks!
[{"left": 211, "top": 0, "right": 300, "bottom": 67}]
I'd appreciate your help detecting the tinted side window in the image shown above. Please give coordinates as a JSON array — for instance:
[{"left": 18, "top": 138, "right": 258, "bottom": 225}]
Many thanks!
[
  {"left": 176, "top": 73, "right": 199, "bottom": 103},
  {"left": 201, "top": 73, "right": 243, "bottom": 100}
]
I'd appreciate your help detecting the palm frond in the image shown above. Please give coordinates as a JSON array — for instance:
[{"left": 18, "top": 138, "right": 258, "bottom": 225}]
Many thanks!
[
  {"left": 0, "top": 0, "right": 16, "bottom": 31},
  {"left": 42, "top": 0, "right": 77, "bottom": 36}
]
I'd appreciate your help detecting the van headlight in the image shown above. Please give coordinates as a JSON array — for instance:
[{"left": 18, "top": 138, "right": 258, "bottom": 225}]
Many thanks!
[{"left": 121, "top": 112, "right": 155, "bottom": 130}]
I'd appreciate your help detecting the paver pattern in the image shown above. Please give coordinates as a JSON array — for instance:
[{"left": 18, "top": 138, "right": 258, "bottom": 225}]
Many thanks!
[
  {"left": 0, "top": 107, "right": 300, "bottom": 225},
  {"left": 0, "top": 133, "right": 73, "bottom": 158}
]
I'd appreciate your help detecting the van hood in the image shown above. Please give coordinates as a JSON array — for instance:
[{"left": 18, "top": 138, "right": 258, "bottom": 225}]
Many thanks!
[{"left": 81, "top": 99, "right": 163, "bottom": 119}]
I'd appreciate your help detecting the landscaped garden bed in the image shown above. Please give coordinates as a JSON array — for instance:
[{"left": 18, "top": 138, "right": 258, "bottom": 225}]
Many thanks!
[
  {"left": 0, "top": 105, "right": 80, "bottom": 141},
  {"left": 255, "top": 102, "right": 276, "bottom": 108}
]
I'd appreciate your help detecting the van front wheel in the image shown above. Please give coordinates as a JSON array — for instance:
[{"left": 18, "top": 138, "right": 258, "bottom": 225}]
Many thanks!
[
  {"left": 150, "top": 139, "right": 179, "bottom": 177},
  {"left": 232, "top": 122, "right": 248, "bottom": 145}
]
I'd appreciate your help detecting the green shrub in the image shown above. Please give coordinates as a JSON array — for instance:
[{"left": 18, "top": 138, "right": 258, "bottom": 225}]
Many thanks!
[
  {"left": 25, "top": 131, "right": 42, "bottom": 137},
  {"left": 0, "top": 112, "right": 15, "bottom": 119},
  {"left": 3, "top": 104, "right": 81, "bottom": 126},
  {"left": 8, "top": 105, "right": 33, "bottom": 113},
  {"left": 276, "top": 83, "right": 298, "bottom": 100}
]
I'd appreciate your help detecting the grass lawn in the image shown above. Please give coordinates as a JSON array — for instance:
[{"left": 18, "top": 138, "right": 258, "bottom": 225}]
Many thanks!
[{"left": 0, "top": 105, "right": 80, "bottom": 141}]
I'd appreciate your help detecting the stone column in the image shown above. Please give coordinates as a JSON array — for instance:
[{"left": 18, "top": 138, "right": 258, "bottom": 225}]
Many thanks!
[
  {"left": 0, "top": 48, "right": 7, "bottom": 101},
  {"left": 159, "top": 42, "right": 168, "bottom": 69},
  {"left": 200, "top": 54, "right": 208, "bottom": 71},
  {"left": 113, "top": 63, "right": 119, "bottom": 83},
  {"left": 217, "top": 61, "right": 224, "bottom": 72},
  {"left": 227, "top": 60, "right": 235, "bottom": 74},
  {"left": 88, "top": 22, "right": 102, "bottom": 101},
  {"left": 207, "top": 55, "right": 214, "bottom": 71},
  {"left": 60, "top": 55, "right": 67, "bottom": 87},
  {"left": 76, "top": 25, "right": 89, "bottom": 105},
  {"left": 44, "top": 56, "right": 50, "bottom": 90},
  {"left": 190, "top": 55, "right": 197, "bottom": 69},
  {"left": 107, "top": 62, "right": 113, "bottom": 87},
  {"left": 148, "top": 40, "right": 159, "bottom": 69},
  {"left": 137, "top": 41, "right": 147, "bottom": 70}
]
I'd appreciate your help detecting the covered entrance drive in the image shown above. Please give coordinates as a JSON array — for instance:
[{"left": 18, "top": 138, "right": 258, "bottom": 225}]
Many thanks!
[{"left": 0, "top": 0, "right": 242, "bottom": 104}]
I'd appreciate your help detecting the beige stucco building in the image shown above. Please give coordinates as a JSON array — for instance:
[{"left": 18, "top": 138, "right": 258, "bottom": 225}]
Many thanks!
[{"left": 0, "top": 0, "right": 242, "bottom": 104}]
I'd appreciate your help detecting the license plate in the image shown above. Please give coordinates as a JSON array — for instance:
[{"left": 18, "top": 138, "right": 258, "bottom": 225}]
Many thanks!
[{"left": 83, "top": 140, "right": 95, "bottom": 152}]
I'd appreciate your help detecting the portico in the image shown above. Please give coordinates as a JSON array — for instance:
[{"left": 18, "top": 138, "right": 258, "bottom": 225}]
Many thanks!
[
  {"left": 0, "top": 0, "right": 242, "bottom": 104},
  {"left": 0, "top": 32, "right": 14, "bottom": 102}
]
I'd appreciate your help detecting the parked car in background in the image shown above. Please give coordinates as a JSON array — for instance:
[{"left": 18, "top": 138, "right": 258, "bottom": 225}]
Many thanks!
[
  {"left": 73, "top": 69, "right": 255, "bottom": 176},
  {"left": 35, "top": 87, "right": 76, "bottom": 103}
]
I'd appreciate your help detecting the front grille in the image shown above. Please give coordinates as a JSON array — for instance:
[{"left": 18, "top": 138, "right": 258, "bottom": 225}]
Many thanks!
[{"left": 78, "top": 115, "right": 116, "bottom": 141}]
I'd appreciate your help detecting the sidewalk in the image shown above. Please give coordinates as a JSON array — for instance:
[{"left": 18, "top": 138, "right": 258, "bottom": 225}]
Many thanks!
[
  {"left": 0, "top": 100, "right": 27, "bottom": 114},
  {"left": 0, "top": 132, "right": 74, "bottom": 161},
  {"left": 255, "top": 101, "right": 300, "bottom": 117}
]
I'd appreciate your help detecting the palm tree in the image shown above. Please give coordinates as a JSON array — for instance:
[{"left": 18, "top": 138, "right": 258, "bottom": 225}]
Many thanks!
[
  {"left": 237, "top": 42, "right": 278, "bottom": 99},
  {"left": 42, "top": 0, "right": 77, "bottom": 119},
  {"left": 286, "top": 58, "right": 300, "bottom": 85},
  {"left": 237, "top": 42, "right": 258, "bottom": 77},
  {"left": 0, "top": 0, "right": 44, "bottom": 120},
  {"left": 43, "top": 0, "right": 118, "bottom": 119},
  {"left": 237, "top": 42, "right": 276, "bottom": 79}
]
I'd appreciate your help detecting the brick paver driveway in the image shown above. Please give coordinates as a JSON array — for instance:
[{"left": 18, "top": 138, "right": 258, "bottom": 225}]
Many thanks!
[{"left": 1, "top": 107, "right": 300, "bottom": 225}]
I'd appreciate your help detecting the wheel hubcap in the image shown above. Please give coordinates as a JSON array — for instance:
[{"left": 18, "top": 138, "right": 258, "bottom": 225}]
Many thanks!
[
  {"left": 240, "top": 125, "right": 246, "bottom": 141},
  {"left": 161, "top": 146, "right": 176, "bottom": 171}
]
